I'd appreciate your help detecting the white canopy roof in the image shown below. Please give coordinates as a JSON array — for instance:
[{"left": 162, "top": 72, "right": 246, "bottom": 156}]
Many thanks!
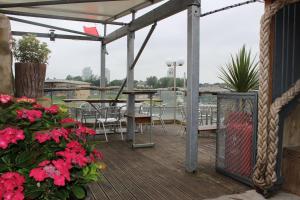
[{"left": 0, "top": 0, "right": 162, "bottom": 23}]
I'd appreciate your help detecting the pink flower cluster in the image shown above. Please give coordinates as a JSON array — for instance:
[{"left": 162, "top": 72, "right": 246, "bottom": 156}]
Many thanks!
[
  {"left": 29, "top": 159, "right": 71, "bottom": 186},
  {"left": 0, "top": 94, "right": 12, "bottom": 104},
  {"left": 33, "top": 103, "right": 44, "bottom": 110},
  {"left": 60, "top": 118, "right": 79, "bottom": 124},
  {"left": 30, "top": 141, "right": 104, "bottom": 186},
  {"left": 56, "top": 141, "right": 89, "bottom": 167},
  {"left": 89, "top": 149, "right": 104, "bottom": 162},
  {"left": 0, "top": 172, "right": 25, "bottom": 200},
  {"left": 45, "top": 105, "right": 59, "bottom": 115},
  {"left": 16, "top": 96, "right": 36, "bottom": 104},
  {"left": 16, "top": 109, "right": 42, "bottom": 123},
  {"left": 35, "top": 128, "right": 69, "bottom": 144},
  {"left": 76, "top": 125, "right": 96, "bottom": 136},
  {"left": 0, "top": 128, "right": 25, "bottom": 149}
]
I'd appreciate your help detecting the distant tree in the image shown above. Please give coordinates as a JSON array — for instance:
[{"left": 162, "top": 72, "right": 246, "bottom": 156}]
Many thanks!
[
  {"left": 71, "top": 76, "right": 83, "bottom": 81},
  {"left": 158, "top": 77, "right": 172, "bottom": 88},
  {"left": 109, "top": 79, "right": 123, "bottom": 86},
  {"left": 66, "top": 75, "right": 73, "bottom": 80},
  {"left": 82, "top": 67, "right": 93, "bottom": 81},
  {"left": 146, "top": 76, "right": 158, "bottom": 88},
  {"left": 157, "top": 77, "right": 184, "bottom": 88}
]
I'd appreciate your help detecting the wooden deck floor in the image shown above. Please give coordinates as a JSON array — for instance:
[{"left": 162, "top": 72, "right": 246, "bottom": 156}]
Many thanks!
[{"left": 88, "top": 125, "right": 249, "bottom": 200}]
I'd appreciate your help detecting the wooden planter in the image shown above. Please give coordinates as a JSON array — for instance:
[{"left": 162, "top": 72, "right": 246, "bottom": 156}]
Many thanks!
[{"left": 15, "top": 63, "right": 46, "bottom": 98}]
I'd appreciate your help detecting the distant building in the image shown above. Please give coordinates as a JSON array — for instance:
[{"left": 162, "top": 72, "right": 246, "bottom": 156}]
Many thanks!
[
  {"left": 167, "top": 68, "right": 174, "bottom": 77},
  {"left": 44, "top": 79, "right": 91, "bottom": 99},
  {"left": 82, "top": 67, "right": 93, "bottom": 80},
  {"left": 105, "top": 68, "right": 110, "bottom": 83}
]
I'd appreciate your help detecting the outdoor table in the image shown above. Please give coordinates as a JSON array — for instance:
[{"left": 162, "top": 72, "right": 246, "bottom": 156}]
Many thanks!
[{"left": 122, "top": 90, "right": 157, "bottom": 149}]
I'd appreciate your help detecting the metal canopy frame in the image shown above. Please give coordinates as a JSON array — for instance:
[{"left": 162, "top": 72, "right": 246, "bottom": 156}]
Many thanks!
[
  {"left": 0, "top": 0, "right": 125, "bottom": 8},
  {"left": 1, "top": 0, "right": 201, "bottom": 172}
]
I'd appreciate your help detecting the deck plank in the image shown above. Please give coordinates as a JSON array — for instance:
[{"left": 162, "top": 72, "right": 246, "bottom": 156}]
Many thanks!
[{"left": 89, "top": 125, "right": 249, "bottom": 200}]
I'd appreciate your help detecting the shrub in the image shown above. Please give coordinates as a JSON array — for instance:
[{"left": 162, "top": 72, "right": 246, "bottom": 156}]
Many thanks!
[
  {"left": 219, "top": 45, "right": 259, "bottom": 92},
  {"left": 0, "top": 94, "right": 104, "bottom": 200},
  {"left": 13, "top": 34, "right": 51, "bottom": 64}
]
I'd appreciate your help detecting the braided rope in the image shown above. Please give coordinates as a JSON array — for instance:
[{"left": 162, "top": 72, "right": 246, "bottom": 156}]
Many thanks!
[
  {"left": 253, "top": 0, "right": 300, "bottom": 190},
  {"left": 266, "top": 80, "right": 300, "bottom": 186}
]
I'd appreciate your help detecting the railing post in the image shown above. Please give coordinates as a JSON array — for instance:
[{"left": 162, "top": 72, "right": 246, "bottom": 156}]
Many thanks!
[
  {"left": 100, "top": 24, "right": 107, "bottom": 100},
  {"left": 186, "top": 1, "right": 200, "bottom": 173},
  {"left": 126, "top": 12, "right": 135, "bottom": 141}
]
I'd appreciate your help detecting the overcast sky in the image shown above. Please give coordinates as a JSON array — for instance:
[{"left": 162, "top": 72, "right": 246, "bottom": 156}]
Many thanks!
[{"left": 11, "top": 0, "right": 264, "bottom": 83}]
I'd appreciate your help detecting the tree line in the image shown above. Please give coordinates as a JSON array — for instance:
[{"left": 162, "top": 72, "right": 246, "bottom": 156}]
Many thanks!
[{"left": 65, "top": 75, "right": 185, "bottom": 89}]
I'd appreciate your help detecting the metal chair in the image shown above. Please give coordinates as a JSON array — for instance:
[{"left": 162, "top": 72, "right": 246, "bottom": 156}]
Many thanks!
[
  {"left": 152, "top": 104, "right": 166, "bottom": 133},
  {"left": 97, "top": 106, "right": 124, "bottom": 142},
  {"left": 177, "top": 105, "right": 187, "bottom": 135},
  {"left": 79, "top": 103, "right": 97, "bottom": 128}
]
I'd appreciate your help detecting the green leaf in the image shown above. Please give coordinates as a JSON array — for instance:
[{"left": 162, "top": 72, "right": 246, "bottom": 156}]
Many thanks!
[
  {"left": 54, "top": 189, "right": 69, "bottom": 200},
  {"left": 15, "top": 151, "right": 33, "bottom": 164},
  {"left": 72, "top": 185, "right": 86, "bottom": 199}
]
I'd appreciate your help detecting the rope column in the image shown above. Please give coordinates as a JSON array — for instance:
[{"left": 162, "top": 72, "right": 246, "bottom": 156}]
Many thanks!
[{"left": 253, "top": 0, "right": 300, "bottom": 191}]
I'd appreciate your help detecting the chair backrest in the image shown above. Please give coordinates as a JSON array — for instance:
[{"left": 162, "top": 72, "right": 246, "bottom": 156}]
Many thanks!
[
  {"left": 105, "top": 106, "right": 121, "bottom": 120},
  {"left": 139, "top": 103, "right": 150, "bottom": 114},
  {"left": 79, "top": 103, "right": 96, "bottom": 115},
  {"left": 154, "top": 104, "right": 166, "bottom": 116}
]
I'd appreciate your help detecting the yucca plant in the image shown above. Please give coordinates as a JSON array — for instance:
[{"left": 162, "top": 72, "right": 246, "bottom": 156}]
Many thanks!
[{"left": 219, "top": 45, "right": 259, "bottom": 92}]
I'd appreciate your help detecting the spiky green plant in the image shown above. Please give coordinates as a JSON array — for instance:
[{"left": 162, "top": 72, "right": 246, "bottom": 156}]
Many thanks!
[{"left": 219, "top": 45, "right": 259, "bottom": 92}]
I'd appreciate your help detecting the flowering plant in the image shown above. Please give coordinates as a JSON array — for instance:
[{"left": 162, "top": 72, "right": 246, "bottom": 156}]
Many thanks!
[{"left": 0, "top": 94, "right": 103, "bottom": 200}]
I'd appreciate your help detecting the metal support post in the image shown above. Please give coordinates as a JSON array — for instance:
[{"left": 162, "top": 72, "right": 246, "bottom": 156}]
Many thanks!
[
  {"left": 114, "top": 22, "right": 157, "bottom": 101},
  {"left": 173, "top": 65, "right": 177, "bottom": 124},
  {"left": 126, "top": 12, "right": 136, "bottom": 141},
  {"left": 186, "top": 2, "right": 200, "bottom": 173},
  {"left": 100, "top": 25, "right": 107, "bottom": 100}
]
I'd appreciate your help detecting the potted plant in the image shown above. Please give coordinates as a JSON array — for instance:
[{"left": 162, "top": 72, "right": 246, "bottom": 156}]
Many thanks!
[
  {"left": 13, "top": 34, "right": 51, "bottom": 98},
  {"left": 218, "top": 45, "right": 259, "bottom": 178},
  {"left": 0, "top": 94, "right": 104, "bottom": 200}
]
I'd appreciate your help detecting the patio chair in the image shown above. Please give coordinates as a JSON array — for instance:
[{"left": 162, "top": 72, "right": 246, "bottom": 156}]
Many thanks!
[
  {"left": 79, "top": 103, "right": 98, "bottom": 128},
  {"left": 152, "top": 104, "right": 166, "bottom": 133},
  {"left": 97, "top": 106, "right": 124, "bottom": 142},
  {"left": 134, "top": 103, "right": 149, "bottom": 134}
]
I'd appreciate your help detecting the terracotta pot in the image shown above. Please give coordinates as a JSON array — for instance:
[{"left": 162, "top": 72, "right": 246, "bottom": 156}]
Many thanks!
[{"left": 15, "top": 62, "right": 46, "bottom": 98}]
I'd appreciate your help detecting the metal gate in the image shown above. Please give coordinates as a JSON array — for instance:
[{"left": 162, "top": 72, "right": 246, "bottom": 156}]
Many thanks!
[{"left": 216, "top": 92, "right": 258, "bottom": 185}]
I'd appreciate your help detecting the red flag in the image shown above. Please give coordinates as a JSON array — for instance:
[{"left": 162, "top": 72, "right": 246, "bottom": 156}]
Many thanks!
[{"left": 83, "top": 26, "right": 99, "bottom": 37}]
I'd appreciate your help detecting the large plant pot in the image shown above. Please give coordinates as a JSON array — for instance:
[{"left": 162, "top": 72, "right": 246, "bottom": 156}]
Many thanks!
[
  {"left": 0, "top": 14, "right": 14, "bottom": 95},
  {"left": 15, "top": 62, "right": 46, "bottom": 98}
]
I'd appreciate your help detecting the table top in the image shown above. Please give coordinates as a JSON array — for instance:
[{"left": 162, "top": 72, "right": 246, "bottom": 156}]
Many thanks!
[
  {"left": 63, "top": 98, "right": 162, "bottom": 103},
  {"left": 63, "top": 99, "right": 129, "bottom": 103},
  {"left": 124, "top": 114, "right": 151, "bottom": 118},
  {"left": 122, "top": 90, "right": 157, "bottom": 95}
]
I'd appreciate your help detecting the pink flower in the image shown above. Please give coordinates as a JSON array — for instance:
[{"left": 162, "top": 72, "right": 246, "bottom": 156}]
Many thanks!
[
  {"left": 0, "top": 128, "right": 25, "bottom": 149},
  {"left": 52, "top": 159, "right": 71, "bottom": 181},
  {"left": 33, "top": 103, "right": 44, "bottom": 110},
  {"left": 60, "top": 118, "right": 79, "bottom": 124},
  {"left": 16, "top": 109, "right": 42, "bottom": 123},
  {"left": 56, "top": 141, "right": 89, "bottom": 167},
  {"left": 29, "top": 168, "right": 48, "bottom": 182},
  {"left": 38, "top": 160, "right": 50, "bottom": 167},
  {"left": 0, "top": 94, "right": 12, "bottom": 104},
  {"left": 34, "top": 128, "right": 69, "bottom": 144},
  {"left": 51, "top": 128, "right": 68, "bottom": 143},
  {"left": 76, "top": 125, "right": 96, "bottom": 136},
  {"left": 16, "top": 96, "right": 36, "bottom": 104},
  {"left": 35, "top": 132, "right": 51, "bottom": 143},
  {"left": 45, "top": 105, "right": 59, "bottom": 115},
  {"left": 0, "top": 172, "right": 25, "bottom": 200},
  {"left": 93, "top": 149, "right": 104, "bottom": 160},
  {"left": 30, "top": 159, "right": 72, "bottom": 186}
]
